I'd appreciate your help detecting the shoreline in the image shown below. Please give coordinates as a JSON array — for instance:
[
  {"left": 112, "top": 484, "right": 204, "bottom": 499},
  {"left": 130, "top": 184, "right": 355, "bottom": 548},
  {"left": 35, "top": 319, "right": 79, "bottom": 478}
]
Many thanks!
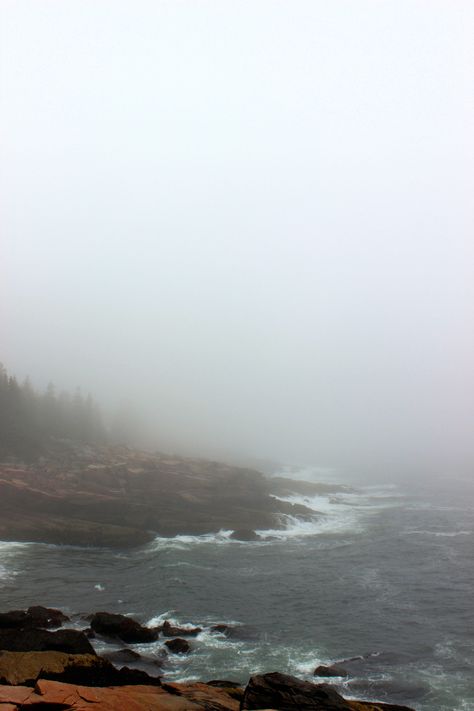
[
  {"left": 0, "top": 442, "right": 349, "bottom": 549},
  {"left": 0, "top": 605, "right": 415, "bottom": 710}
]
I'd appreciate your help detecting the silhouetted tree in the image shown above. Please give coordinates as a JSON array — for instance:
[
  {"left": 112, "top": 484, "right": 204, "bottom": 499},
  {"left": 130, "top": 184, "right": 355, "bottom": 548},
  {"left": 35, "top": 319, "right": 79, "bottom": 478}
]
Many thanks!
[{"left": 0, "top": 364, "right": 108, "bottom": 460}]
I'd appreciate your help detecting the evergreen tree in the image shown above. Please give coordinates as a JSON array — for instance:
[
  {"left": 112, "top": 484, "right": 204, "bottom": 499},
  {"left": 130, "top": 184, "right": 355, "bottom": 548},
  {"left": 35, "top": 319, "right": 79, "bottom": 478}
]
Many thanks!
[{"left": 0, "top": 364, "right": 108, "bottom": 459}]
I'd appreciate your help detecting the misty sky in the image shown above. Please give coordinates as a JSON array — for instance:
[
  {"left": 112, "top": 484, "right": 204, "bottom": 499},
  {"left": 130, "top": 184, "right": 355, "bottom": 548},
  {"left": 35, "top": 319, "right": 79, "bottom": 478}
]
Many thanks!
[{"left": 1, "top": 1, "right": 473, "bottom": 474}]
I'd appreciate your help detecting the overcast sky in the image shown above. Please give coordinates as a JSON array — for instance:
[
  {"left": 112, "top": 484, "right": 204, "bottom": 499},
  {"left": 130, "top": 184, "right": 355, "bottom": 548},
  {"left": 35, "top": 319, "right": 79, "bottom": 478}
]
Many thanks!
[{"left": 1, "top": 1, "right": 473, "bottom": 475}]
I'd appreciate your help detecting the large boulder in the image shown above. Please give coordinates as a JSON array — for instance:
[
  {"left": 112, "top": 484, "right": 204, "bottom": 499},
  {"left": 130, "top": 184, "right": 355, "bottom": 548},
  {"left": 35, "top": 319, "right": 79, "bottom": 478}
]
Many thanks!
[
  {"left": 0, "top": 628, "right": 95, "bottom": 655},
  {"left": 89, "top": 612, "right": 159, "bottom": 643},
  {"left": 241, "top": 672, "right": 416, "bottom": 710},
  {"left": 0, "top": 606, "right": 69, "bottom": 630},
  {"left": 0, "top": 651, "right": 161, "bottom": 687},
  {"left": 241, "top": 672, "right": 355, "bottom": 710}
]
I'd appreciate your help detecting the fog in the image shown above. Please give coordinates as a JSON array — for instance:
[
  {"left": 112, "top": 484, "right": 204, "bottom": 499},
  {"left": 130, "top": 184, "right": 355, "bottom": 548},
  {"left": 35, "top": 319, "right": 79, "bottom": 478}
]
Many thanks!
[{"left": 1, "top": 1, "right": 473, "bottom": 477}]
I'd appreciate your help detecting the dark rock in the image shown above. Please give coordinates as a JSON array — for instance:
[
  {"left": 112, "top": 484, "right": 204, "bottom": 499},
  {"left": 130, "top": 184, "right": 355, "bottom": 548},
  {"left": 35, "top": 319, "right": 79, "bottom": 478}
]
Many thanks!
[
  {"left": 164, "top": 638, "right": 191, "bottom": 654},
  {"left": 241, "top": 672, "right": 416, "bottom": 710},
  {"left": 206, "top": 679, "right": 242, "bottom": 688},
  {"left": 84, "top": 627, "right": 95, "bottom": 639},
  {"left": 241, "top": 671, "right": 357, "bottom": 710},
  {"left": 102, "top": 648, "right": 141, "bottom": 664},
  {"left": 0, "top": 650, "right": 160, "bottom": 687},
  {"left": 211, "top": 624, "right": 231, "bottom": 634},
  {"left": 229, "top": 528, "right": 261, "bottom": 541},
  {"left": 162, "top": 620, "right": 202, "bottom": 637},
  {"left": 213, "top": 623, "right": 259, "bottom": 641},
  {"left": 89, "top": 611, "right": 158, "bottom": 643},
  {"left": 314, "top": 664, "right": 349, "bottom": 678},
  {"left": 0, "top": 628, "right": 95, "bottom": 655},
  {"left": 0, "top": 606, "right": 69, "bottom": 630}
]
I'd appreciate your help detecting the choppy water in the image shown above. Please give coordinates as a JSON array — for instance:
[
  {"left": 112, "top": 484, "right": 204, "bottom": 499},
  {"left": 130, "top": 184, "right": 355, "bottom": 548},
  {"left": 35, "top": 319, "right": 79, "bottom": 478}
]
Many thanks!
[{"left": 1, "top": 467, "right": 473, "bottom": 710}]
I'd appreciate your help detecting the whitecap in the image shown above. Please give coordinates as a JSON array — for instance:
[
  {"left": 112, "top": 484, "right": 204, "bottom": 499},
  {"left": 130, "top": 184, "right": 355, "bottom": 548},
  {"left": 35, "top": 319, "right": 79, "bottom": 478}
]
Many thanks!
[{"left": 148, "top": 530, "right": 234, "bottom": 551}]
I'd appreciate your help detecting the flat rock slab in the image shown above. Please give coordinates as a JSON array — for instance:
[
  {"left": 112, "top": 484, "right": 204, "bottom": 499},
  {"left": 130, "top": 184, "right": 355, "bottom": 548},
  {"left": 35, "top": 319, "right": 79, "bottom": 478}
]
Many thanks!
[{"left": 0, "top": 680, "right": 241, "bottom": 710}]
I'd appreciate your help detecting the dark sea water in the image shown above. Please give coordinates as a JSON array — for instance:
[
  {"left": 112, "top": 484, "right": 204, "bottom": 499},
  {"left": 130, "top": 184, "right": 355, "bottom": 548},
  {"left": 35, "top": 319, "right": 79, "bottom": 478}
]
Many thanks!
[{"left": 1, "top": 467, "right": 473, "bottom": 710}]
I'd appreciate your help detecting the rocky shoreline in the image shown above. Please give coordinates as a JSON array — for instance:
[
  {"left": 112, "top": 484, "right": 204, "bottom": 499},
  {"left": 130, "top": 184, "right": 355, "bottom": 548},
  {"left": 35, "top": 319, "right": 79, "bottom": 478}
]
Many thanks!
[
  {"left": 0, "top": 441, "right": 349, "bottom": 548},
  {"left": 0, "top": 605, "right": 415, "bottom": 710}
]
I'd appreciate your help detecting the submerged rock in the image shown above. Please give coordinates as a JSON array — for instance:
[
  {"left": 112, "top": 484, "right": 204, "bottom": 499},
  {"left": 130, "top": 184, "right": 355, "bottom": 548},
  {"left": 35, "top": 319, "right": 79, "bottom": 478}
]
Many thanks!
[
  {"left": 314, "top": 664, "right": 349, "bottom": 678},
  {"left": 89, "top": 612, "right": 158, "bottom": 643},
  {"left": 229, "top": 528, "right": 261, "bottom": 541},
  {"left": 162, "top": 620, "right": 202, "bottom": 637},
  {"left": 164, "top": 638, "right": 191, "bottom": 654}
]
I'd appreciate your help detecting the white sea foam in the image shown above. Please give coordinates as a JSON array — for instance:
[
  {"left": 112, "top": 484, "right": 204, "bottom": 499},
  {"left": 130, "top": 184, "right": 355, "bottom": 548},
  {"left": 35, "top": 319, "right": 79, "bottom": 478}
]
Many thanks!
[
  {"left": 146, "top": 481, "right": 403, "bottom": 550},
  {"left": 148, "top": 530, "right": 234, "bottom": 551}
]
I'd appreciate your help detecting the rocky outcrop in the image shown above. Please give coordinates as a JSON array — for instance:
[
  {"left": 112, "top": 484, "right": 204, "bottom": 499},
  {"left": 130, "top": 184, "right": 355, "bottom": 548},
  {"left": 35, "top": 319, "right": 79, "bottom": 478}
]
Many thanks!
[
  {"left": 0, "top": 651, "right": 161, "bottom": 687},
  {"left": 240, "top": 672, "right": 416, "bottom": 711},
  {"left": 0, "top": 629, "right": 95, "bottom": 655},
  {"left": 161, "top": 621, "right": 202, "bottom": 637},
  {"left": 0, "top": 608, "right": 417, "bottom": 709},
  {"left": 0, "top": 676, "right": 418, "bottom": 711},
  {"left": 0, "top": 442, "right": 319, "bottom": 547},
  {"left": 269, "top": 477, "right": 353, "bottom": 497},
  {"left": 0, "top": 679, "right": 242, "bottom": 710},
  {"left": 0, "top": 606, "right": 69, "bottom": 630},
  {"left": 89, "top": 612, "right": 159, "bottom": 643}
]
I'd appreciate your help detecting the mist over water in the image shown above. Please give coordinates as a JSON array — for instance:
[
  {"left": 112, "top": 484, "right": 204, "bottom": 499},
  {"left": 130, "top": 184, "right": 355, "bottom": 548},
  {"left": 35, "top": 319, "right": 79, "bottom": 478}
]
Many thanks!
[
  {"left": 1, "top": 3, "right": 474, "bottom": 710},
  {"left": 1, "top": 0, "right": 473, "bottom": 474}
]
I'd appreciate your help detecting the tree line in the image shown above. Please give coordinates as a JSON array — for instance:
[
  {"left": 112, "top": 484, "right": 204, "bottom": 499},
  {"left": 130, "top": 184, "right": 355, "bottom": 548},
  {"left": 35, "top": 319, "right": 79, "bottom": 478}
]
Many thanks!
[{"left": 0, "top": 364, "right": 108, "bottom": 460}]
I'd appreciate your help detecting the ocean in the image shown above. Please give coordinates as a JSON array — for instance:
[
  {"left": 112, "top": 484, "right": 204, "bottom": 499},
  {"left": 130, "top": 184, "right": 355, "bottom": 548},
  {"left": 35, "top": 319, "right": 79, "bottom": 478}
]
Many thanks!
[{"left": 1, "top": 466, "right": 473, "bottom": 710}]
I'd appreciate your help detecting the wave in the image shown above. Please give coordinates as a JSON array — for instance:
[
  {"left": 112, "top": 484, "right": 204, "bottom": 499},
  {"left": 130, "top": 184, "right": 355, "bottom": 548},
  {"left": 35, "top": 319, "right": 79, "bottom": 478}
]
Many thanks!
[
  {"left": 148, "top": 530, "right": 235, "bottom": 551},
  {"left": 404, "top": 529, "right": 472, "bottom": 538}
]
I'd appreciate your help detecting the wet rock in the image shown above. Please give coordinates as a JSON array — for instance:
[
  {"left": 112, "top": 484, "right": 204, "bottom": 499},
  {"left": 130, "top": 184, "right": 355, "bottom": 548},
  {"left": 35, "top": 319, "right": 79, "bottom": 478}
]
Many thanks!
[
  {"left": 162, "top": 620, "right": 202, "bottom": 637},
  {"left": 89, "top": 611, "right": 158, "bottom": 643},
  {"left": 241, "top": 672, "right": 355, "bottom": 709},
  {"left": 241, "top": 672, "right": 416, "bottom": 711},
  {"left": 229, "top": 528, "right": 261, "bottom": 541},
  {"left": 102, "top": 648, "right": 141, "bottom": 664},
  {"left": 0, "top": 606, "right": 69, "bottom": 630},
  {"left": 164, "top": 638, "right": 191, "bottom": 654},
  {"left": 314, "top": 664, "right": 349, "bottom": 678},
  {"left": 0, "top": 628, "right": 95, "bottom": 655},
  {"left": 211, "top": 624, "right": 231, "bottom": 634},
  {"left": 212, "top": 623, "right": 259, "bottom": 641}
]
